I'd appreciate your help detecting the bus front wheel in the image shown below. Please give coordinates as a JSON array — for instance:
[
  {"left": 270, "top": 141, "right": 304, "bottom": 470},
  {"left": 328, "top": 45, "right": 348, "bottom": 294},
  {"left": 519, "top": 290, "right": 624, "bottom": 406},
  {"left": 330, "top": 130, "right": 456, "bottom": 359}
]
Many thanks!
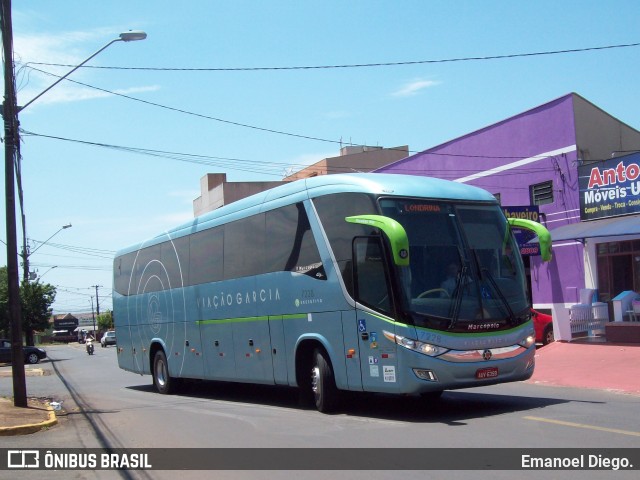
[
  {"left": 153, "top": 350, "right": 177, "bottom": 394},
  {"left": 310, "top": 348, "right": 340, "bottom": 413}
]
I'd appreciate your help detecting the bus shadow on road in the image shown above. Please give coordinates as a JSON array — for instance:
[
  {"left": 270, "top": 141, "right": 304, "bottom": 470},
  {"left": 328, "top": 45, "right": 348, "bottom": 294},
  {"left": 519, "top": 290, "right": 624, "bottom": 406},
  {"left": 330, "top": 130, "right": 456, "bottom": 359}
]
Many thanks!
[{"left": 126, "top": 380, "right": 573, "bottom": 424}]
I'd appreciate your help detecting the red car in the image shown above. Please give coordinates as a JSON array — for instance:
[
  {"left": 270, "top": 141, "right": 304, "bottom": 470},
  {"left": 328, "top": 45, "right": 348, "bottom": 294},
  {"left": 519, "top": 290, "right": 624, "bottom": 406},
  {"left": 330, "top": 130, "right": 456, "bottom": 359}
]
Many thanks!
[{"left": 531, "top": 309, "right": 554, "bottom": 345}]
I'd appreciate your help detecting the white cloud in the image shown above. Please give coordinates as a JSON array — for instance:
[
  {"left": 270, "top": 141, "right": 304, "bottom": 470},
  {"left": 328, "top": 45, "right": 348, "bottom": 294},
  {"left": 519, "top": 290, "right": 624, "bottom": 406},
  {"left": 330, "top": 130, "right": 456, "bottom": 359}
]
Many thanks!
[
  {"left": 391, "top": 78, "right": 440, "bottom": 97},
  {"left": 18, "top": 84, "right": 160, "bottom": 107}
]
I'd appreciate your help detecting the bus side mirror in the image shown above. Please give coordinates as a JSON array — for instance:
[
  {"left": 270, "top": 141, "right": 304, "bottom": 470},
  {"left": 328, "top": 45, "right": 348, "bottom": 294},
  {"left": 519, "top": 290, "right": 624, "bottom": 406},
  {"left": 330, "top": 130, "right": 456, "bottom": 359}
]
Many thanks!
[
  {"left": 507, "top": 218, "right": 552, "bottom": 262},
  {"left": 345, "top": 215, "right": 410, "bottom": 267}
]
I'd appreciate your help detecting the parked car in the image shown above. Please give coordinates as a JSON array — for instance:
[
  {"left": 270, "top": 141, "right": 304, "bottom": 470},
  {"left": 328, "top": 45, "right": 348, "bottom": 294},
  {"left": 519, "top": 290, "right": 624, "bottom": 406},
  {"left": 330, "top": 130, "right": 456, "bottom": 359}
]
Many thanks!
[
  {"left": 101, "top": 331, "right": 116, "bottom": 347},
  {"left": 531, "top": 309, "right": 554, "bottom": 345},
  {"left": 0, "top": 339, "right": 47, "bottom": 364}
]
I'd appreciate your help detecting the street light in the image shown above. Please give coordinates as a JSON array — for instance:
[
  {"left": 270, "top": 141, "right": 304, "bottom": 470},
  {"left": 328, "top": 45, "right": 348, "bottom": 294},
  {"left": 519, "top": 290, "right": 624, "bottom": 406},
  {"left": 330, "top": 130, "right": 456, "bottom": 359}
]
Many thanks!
[
  {"left": 22, "top": 223, "right": 72, "bottom": 282},
  {"left": 18, "top": 31, "right": 147, "bottom": 112},
  {"left": 2, "top": 14, "right": 147, "bottom": 407},
  {"left": 37, "top": 265, "right": 57, "bottom": 280}
]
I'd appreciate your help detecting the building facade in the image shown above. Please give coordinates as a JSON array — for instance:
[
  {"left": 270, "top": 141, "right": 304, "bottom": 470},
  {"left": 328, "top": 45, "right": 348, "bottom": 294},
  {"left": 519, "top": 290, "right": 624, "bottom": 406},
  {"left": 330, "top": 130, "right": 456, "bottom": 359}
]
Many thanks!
[
  {"left": 376, "top": 93, "right": 640, "bottom": 340},
  {"left": 193, "top": 146, "right": 409, "bottom": 216}
]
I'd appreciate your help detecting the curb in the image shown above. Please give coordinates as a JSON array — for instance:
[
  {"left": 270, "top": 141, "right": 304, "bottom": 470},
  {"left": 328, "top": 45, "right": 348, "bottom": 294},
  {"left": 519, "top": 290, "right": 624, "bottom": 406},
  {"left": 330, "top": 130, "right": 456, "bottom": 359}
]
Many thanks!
[{"left": 0, "top": 404, "right": 58, "bottom": 436}]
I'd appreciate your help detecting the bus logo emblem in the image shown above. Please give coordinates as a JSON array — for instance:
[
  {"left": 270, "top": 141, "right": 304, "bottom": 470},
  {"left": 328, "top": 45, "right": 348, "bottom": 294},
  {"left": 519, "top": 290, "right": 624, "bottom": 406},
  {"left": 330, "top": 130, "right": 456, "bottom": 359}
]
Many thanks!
[{"left": 482, "top": 350, "right": 492, "bottom": 361}]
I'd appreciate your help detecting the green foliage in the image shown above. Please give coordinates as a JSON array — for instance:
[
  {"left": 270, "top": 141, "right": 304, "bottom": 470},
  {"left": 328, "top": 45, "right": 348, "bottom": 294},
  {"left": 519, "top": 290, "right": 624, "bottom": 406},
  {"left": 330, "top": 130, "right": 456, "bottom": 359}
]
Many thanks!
[
  {"left": 97, "top": 310, "right": 113, "bottom": 331},
  {"left": 21, "top": 280, "right": 56, "bottom": 333},
  {"left": 0, "top": 266, "right": 57, "bottom": 336}
]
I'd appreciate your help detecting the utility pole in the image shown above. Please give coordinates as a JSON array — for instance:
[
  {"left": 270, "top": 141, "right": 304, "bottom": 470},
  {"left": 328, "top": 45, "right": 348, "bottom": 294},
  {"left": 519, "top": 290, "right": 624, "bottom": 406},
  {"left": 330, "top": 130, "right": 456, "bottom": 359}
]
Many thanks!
[
  {"left": 1, "top": 0, "right": 27, "bottom": 407},
  {"left": 93, "top": 285, "right": 102, "bottom": 317},
  {"left": 90, "top": 296, "right": 96, "bottom": 340},
  {"left": 1, "top": 6, "right": 145, "bottom": 408}
]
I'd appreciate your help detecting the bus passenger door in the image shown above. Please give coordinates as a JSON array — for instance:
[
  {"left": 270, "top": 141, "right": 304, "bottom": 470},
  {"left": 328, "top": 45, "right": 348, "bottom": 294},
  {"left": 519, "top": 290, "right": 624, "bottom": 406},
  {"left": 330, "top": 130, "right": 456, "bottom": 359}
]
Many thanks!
[{"left": 353, "top": 237, "right": 399, "bottom": 393}]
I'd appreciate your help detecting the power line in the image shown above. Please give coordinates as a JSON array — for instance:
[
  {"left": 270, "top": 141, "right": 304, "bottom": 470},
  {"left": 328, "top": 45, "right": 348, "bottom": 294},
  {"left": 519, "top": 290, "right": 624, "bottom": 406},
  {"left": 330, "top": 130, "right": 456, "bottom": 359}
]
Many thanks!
[
  {"left": 29, "top": 239, "right": 115, "bottom": 258},
  {"left": 23, "top": 65, "right": 346, "bottom": 146},
  {"left": 23, "top": 41, "right": 640, "bottom": 72},
  {"left": 23, "top": 129, "right": 601, "bottom": 179}
]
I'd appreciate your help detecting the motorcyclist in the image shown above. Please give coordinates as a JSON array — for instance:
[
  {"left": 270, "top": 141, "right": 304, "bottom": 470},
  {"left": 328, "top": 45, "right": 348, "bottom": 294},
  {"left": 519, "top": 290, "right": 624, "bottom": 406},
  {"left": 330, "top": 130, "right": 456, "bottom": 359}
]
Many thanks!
[{"left": 86, "top": 336, "right": 94, "bottom": 355}]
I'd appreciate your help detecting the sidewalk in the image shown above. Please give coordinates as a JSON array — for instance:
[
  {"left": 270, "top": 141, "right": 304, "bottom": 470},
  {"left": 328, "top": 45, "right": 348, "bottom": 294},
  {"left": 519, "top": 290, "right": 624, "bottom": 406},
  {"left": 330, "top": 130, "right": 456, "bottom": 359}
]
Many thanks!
[
  {"left": 0, "top": 364, "right": 58, "bottom": 435},
  {"left": 528, "top": 340, "right": 640, "bottom": 394},
  {"left": 1, "top": 341, "right": 639, "bottom": 435},
  {"left": 0, "top": 396, "right": 57, "bottom": 435}
]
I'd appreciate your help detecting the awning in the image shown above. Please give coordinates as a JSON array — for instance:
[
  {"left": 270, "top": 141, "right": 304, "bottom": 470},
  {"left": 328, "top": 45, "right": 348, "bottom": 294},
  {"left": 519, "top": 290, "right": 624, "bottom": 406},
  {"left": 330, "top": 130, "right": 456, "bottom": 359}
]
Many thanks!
[
  {"left": 548, "top": 215, "right": 640, "bottom": 242},
  {"left": 73, "top": 326, "right": 98, "bottom": 333}
]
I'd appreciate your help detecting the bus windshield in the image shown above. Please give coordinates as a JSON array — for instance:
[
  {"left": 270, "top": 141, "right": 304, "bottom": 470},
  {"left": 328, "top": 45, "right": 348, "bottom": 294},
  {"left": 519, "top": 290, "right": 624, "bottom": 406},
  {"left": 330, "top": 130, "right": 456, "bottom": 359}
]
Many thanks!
[{"left": 379, "top": 199, "right": 529, "bottom": 332}]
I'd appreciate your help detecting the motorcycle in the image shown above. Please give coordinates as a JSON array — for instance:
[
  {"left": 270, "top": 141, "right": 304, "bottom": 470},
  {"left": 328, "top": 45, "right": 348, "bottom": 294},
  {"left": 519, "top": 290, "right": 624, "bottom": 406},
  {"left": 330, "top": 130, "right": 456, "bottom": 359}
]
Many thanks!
[{"left": 86, "top": 339, "right": 94, "bottom": 355}]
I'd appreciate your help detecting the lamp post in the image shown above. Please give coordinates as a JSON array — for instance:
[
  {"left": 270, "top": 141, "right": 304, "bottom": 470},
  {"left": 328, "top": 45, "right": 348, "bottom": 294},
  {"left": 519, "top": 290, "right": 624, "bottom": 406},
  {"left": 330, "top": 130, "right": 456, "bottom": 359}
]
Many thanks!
[
  {"left": 1, "top": 5, "right": 146, "bottom": 406},
  {"left": 22, "top": 223, "right": 72, "bottom": 282},
  {"left": 37, "top": 265, "right": 57, "bottom": 280},
  {"left": 18, "top": 31, "right": 147, "bottom": 112}
]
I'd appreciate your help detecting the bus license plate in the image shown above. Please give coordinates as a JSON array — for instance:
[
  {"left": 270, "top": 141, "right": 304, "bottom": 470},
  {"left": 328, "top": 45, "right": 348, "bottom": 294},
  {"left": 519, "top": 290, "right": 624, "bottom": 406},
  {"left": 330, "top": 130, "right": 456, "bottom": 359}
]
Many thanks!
[{"left": 475, "top": 367, "right": 499, "bottom": 379}]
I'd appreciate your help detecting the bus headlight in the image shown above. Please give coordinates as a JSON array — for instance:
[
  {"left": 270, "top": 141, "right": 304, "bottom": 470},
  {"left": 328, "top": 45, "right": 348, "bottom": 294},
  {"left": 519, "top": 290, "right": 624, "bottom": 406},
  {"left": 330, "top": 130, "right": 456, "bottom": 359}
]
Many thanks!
[
  {"left": 383, "top": 330, "right": 449, "bottom": 357},
  {"left": 518, "top": 335, "right": 536, "bottom": 349}
]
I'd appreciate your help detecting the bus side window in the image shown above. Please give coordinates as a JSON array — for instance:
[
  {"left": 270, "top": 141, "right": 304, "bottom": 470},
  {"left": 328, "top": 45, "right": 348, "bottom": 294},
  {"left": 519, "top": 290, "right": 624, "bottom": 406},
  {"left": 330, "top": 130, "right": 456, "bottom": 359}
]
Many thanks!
[{"left": 353, "top": 237, "right": 392, "bottom": 314}]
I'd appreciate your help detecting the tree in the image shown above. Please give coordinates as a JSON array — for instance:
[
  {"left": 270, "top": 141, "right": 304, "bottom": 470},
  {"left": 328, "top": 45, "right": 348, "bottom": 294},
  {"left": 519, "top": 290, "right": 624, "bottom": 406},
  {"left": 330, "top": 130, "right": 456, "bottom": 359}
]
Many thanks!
[
  {"left": 0, "top": 266, "right": 56, "bottom": 344},
  {"left": 97, "top": 310, "right": 113, "bottom": 331},
  {"left": 21, "top": 280, "right": 56, "bottom": 346}
]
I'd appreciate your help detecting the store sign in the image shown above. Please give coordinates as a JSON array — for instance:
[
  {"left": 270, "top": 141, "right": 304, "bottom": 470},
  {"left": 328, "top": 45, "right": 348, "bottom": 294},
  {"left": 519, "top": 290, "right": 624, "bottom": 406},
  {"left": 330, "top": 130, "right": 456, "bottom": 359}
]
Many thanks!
[
  {"left": 502, "top": 206, "right": 541, "bottom": 256},
  {"left": 54, "top": 319, "right": 78, "bottom": 329},
  {"left": 579, "top": 154, "right": 640, "bottom": 221}
]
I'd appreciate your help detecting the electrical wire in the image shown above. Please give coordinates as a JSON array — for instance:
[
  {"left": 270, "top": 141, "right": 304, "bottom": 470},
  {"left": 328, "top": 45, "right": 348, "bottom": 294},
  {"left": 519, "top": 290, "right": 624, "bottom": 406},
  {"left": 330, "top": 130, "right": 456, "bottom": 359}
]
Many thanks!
[
  {"left": 22, "top": 129, "right": 595, "bottom": 179},
  {"left": 23, "top": 41, "right": 640, "bottom": 72},
  {"left": 23, "top": 64, "right": 346, "bottom": 145}
]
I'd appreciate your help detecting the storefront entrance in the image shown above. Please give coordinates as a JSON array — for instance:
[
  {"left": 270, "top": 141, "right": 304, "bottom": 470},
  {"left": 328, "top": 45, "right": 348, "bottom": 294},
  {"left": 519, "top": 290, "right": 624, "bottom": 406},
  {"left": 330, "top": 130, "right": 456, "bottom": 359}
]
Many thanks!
[{"left": 596, "top": 239, "right": 640, "bottom": 302}]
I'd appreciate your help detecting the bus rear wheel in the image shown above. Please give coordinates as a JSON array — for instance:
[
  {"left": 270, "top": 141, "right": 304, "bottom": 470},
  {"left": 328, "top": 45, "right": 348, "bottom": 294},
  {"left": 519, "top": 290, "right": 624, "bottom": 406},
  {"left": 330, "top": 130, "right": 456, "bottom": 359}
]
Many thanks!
[
  {"left": 310, "top": 348, "right": 340, "bottom": 413},
  {"left": 153, "top": 350, "right": 177, "bottom": 394}
]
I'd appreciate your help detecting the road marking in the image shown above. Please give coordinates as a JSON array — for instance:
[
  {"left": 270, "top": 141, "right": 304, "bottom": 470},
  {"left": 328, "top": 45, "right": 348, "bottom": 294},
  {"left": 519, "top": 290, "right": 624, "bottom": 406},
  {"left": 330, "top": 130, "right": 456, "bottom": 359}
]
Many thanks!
[{"left": 524, "top": 416, "right": 640, "bottom": 437}]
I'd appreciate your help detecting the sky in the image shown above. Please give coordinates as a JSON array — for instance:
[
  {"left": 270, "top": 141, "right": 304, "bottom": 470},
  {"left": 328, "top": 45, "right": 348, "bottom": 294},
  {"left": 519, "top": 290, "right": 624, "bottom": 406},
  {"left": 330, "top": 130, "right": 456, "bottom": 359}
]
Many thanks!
[{"left": 2, "top": 0, "right": 639, "bottom": 317}]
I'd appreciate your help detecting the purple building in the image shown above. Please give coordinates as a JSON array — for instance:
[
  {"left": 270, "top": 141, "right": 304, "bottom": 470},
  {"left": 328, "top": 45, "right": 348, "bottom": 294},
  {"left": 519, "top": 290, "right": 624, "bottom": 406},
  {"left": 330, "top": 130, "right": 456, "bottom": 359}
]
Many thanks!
[{"left": 377, "top": 93, "right": 640, "bottom": 341}]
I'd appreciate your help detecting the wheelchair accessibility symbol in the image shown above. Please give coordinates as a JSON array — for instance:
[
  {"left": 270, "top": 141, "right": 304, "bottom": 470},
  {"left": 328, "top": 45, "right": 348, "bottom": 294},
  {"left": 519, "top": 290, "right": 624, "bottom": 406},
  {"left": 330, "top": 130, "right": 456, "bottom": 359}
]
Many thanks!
[{"left": 358, "top": 319, "right": 367, "bottom": 333}]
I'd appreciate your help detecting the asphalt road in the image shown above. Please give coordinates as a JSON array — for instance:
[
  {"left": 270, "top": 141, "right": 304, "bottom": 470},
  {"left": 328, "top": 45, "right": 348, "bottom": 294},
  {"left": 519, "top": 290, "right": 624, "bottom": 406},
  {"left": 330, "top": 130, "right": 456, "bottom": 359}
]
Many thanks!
[{"left": 2, "top": 344, "right": 639, "bottom": 480}]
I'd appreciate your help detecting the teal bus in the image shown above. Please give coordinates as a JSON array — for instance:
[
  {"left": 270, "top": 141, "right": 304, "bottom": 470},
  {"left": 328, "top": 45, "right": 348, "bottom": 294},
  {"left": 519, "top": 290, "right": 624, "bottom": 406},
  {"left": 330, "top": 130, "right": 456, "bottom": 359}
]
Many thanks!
[{"left": 113, "top": 173, "right": 551, "bottom": 412}]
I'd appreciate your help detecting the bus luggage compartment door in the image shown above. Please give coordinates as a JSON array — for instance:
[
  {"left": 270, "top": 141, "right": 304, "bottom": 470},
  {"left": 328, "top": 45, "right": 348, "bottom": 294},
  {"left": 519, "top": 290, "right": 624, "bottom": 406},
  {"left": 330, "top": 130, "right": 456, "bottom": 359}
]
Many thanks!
[{"left": 233, "top": 319, "right": 275, "bottom": 384}]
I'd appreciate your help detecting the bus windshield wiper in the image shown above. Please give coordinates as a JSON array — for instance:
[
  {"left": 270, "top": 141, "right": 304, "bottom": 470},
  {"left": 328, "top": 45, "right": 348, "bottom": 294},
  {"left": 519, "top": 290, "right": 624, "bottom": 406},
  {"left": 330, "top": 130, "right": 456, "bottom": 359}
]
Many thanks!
[
  {"left": 447, "top": 263, "right": 468, "bottom": 330},
  {"left": 471, "top": 249, "right": 516, "bottom": 323}
]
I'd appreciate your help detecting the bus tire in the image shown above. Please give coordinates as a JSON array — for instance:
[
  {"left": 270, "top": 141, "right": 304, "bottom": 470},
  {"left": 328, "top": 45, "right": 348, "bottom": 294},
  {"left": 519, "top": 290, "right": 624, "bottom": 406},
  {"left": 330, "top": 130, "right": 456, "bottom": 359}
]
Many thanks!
[
  {"left": 153, "top": 349, "right": 177, "bottom": 394},
  {"left": 310, "top": 348, "right": 340, "bottom": 413}
]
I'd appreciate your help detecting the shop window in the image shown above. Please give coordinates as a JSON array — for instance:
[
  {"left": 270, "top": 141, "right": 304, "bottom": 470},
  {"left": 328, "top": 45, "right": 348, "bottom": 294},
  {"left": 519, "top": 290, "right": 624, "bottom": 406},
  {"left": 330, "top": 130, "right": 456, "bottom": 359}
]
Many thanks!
[{"left": 596, "top": 240, "right": 640, "bottom": 302}]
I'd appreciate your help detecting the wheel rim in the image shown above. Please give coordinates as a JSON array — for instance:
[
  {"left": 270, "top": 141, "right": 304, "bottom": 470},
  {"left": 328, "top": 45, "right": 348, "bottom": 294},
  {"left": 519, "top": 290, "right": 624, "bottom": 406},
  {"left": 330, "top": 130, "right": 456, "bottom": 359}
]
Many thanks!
[
  {"left": 27, "top": 354, "right": 38, "bottom": 364},
  {"left": 156, "top": 358, "right": 167, "bottom": 388},
  {"left": 311, "top": 365, "right": 321, "bottom": 403},
  {"left": 546, "top": 330, "right": 554, "bottom": 344}
]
